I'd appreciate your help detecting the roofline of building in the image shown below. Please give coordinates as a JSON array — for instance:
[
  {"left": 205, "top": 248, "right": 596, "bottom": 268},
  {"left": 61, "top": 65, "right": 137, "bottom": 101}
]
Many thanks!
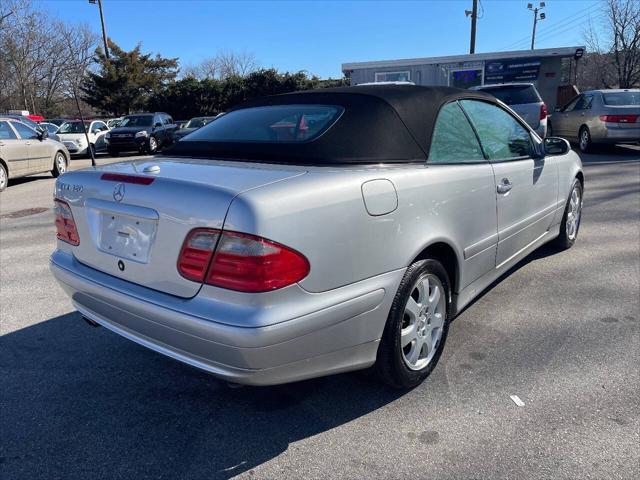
[{"left": 342, "top": 46, "right": 586, "bottom": 72}]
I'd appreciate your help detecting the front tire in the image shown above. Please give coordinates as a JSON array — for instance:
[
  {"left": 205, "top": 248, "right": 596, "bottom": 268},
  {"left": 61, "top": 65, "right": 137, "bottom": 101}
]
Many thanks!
[
  {"left": 0, "top": 163, "right": 8, "bottom": 192},
  {"left": 375, "top": 259, "right": 450, "bottom": 389},
  {"left": 554, "top": 178, "right": 583, "bottom": 250},
  {"left": 578, "top": 126, "right": 593, "bottom": 153},
  {"left": 147, "top": 136, "right": 158, "bottom": 154},
  {"left": 51, "top": 151, "right": 67, "bottom": 178}
]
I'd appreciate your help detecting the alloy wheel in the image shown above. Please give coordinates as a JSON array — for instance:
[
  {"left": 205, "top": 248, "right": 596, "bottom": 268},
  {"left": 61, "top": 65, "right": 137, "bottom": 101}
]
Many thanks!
[
  {"left": 566, "top": 185, "right": 582, "bottom": 240},
  {"left": 580, "top": 130, "right": 589, "bottom": 151},
  {"left": 401, "top": 274, "right": 446, "bottom": 371},
  {"left": 56, "top": 153, "right": 66, "bottom": 174},
  {"left": 0, "top": 167, "right": 6, "bottom": 190}
]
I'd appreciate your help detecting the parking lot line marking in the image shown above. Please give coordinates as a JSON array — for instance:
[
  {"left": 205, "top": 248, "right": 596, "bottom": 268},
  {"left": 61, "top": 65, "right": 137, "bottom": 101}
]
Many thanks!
[{"left": 510, "top": 395, "right": 525, "bottom": 407}]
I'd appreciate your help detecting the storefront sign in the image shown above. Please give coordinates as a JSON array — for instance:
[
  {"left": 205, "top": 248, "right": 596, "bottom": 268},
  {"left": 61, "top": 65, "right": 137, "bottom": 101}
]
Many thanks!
[{"left": 484, "top": 58, "right": 541, "bottom": 83}]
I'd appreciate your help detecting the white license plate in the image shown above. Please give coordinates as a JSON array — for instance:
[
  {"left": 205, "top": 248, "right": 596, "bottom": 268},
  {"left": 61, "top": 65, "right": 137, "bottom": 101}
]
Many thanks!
[{"left": 98, "top": 212, "right": 157, "bottom": 263}]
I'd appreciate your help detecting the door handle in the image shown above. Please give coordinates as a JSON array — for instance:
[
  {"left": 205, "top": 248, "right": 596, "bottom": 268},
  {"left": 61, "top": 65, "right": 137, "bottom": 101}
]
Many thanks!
[{"left": 497, "top": 178, "right": 512, "bottom": 194}]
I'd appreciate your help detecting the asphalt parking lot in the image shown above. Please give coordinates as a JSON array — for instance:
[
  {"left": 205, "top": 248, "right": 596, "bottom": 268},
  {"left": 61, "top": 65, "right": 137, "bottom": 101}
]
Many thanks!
[{"left": 1, "top": 147, "right": 639, "bottom": 480}]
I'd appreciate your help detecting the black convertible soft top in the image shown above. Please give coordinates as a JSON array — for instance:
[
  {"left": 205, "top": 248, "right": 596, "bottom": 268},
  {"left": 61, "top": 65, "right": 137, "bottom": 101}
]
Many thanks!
[{"left": 166, "top": 85, "right": 496, "bottom": 164}]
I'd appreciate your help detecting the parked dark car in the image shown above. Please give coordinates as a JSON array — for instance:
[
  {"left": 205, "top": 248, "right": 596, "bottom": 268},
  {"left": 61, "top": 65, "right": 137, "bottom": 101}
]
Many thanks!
[
  {"left": 174, "top": 116, "right": 218, "bottom": 140},
  {"left": 105, "top": 112, "right": 177, "bottom": 155}
]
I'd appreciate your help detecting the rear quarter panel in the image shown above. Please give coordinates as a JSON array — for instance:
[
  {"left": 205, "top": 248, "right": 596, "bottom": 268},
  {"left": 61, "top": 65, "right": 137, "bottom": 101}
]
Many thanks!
[{"left": 225, "top": 163, "right": 498, "bottom": 293}]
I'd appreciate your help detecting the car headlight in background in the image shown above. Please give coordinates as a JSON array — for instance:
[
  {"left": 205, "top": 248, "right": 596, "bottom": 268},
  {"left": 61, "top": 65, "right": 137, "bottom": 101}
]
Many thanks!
[
  {"left": 135, "top": 131, "right": 148, "bottom": 138},
  {"left": 105, "top": 132, "right": 111, "bottom": 139}
]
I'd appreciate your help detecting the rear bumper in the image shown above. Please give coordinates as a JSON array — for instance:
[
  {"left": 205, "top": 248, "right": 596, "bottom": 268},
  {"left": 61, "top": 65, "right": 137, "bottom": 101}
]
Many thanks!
[{"left": 50, "top": 250, "right": 402, "bottom": 385}]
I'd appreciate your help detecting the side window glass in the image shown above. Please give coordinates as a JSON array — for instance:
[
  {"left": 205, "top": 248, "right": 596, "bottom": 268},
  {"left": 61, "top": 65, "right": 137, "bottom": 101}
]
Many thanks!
[
  {"left": 460, "top": 100, "right": 534, "bottom": 161},
  {"left": 564, "top": 96, "right": 581, "bottom": 112},
  {"left": 582, "top": 95, "right": 594, "bottom": 110},
  {"left": 428, "top": 102, "right": 485, "bottom": 164},
  {"left": 90, "top": 123, "right": 100, "bottom": 133},
  {"left": 0, "top": 121, "right": 18, "bottom": 140},
  {"left": 11, "top": 121, "right": 38, "bottom": 140},
  {"left": 154, "top": 116, "right": 162, "bottom": 126}
]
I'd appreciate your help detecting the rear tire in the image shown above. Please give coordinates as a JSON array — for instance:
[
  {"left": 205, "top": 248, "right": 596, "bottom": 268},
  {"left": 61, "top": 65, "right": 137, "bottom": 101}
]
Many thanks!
[
  {"left": 578, "top": 126, "right": 593, "bottom": 153},
  {"left": 51, "top": 151, "right": 67, "bottom": 178},
  {"left": 554, "top": 178, "right": 583, "bottom": 250},
  {"left": 374, "top": 259, "right": 450, "bottom": 389}
]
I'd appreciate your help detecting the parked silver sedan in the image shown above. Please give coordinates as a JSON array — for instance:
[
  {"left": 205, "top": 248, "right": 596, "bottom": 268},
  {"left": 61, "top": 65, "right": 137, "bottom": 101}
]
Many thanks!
[
  {"left": 0, "top": 117, "right": 69, "bottom": 192},
  {"left": 50, "top": 85, "right": 583, "bottom": 388},
  {"left": 550, "top": 89, "right": 640, "bottom": 152}
]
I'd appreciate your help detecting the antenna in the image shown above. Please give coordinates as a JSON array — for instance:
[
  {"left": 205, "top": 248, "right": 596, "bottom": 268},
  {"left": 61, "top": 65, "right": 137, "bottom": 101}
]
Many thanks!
[{"left": 71, "top": 86, "right": 96, "bottom": 167}]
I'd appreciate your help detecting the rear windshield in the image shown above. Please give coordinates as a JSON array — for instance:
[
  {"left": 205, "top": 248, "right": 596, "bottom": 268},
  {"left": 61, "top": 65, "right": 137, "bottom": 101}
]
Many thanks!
[
  {"left": 58, "top": 122, "right": 87, "bottom": 134},
  {"left": 479, "top": 85, "right": 540, "bottom": 105},
  {"left": 183, "top": 105, "right": 343, "bottom": 143},
  {"left": 603, "top": 92, "right": 640, "bottom": 106}
]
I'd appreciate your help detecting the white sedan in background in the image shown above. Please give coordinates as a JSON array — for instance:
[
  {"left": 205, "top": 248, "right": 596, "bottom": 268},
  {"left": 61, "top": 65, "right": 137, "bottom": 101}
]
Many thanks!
[{"left": 57, "top": 120, "right": 110, "bottom": 157}]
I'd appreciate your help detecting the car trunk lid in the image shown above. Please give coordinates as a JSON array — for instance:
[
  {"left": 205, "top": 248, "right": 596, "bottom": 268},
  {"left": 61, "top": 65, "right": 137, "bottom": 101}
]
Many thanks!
[{"left": 55, "top": 157, "right": 306, "bottom": 298}]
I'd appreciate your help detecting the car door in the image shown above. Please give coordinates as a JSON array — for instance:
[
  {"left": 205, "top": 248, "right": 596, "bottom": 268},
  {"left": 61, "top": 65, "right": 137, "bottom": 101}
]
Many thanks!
[
  {"left": 10, "top": 121, "right": 50, "bottom": 174},
  {"left": 428, "top": 101, "right": 498, "bottom": 286},
  {"left": 556, "top": 94, "right": 593, "bottom": 140},
  {"left": 0, "top": 120, "right": 30, "bottom": 176},
  {"left": 460, "top": 100, "right": 558, "bottom": 268}
]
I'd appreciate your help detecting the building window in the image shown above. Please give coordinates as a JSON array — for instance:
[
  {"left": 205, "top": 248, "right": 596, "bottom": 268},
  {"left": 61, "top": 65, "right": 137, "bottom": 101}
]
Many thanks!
[{"left": 375, "top": 71, "right": 411, "bottom": 83}]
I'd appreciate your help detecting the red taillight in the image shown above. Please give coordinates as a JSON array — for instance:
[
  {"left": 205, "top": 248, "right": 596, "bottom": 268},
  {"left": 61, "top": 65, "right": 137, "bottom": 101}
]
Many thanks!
[
  {"left": 540, "top": 103, "right": 548, "bottom": 120},
  {"left": 101, "top": 173, "right": 155, "bottom": 185},
  {"left": 177, "top": 228, "right": 310, "bottom": 292},
  {"left": 599, "top": 114, "right": 638, "bottom": 123},
  {"left": 177, "top": 229, "right": 220, "bottom": 282},
  {"left": 54, "top": 199, "right": 80, "bottom": 246}
]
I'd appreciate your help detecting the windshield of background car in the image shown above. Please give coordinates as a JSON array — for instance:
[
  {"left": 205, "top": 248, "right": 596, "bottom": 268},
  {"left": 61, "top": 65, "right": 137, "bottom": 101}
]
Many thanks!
[
  {"left": 185, "top": 117, "right": 213, "bottom": 129},
  {"left": 58, "top": 122, "right": 87, "bottom": 134},
  {"left": 480, "top": 85, "right": 540, "bottom": 105},
  {"left": 603, "top": 92, "right": 640, "bottom": 106},
  {"left": 119, "top": 115, "right": 153, "bottom": 127},
  {"left": 184, "top": 105, "right": 344, "bottom": 143}
]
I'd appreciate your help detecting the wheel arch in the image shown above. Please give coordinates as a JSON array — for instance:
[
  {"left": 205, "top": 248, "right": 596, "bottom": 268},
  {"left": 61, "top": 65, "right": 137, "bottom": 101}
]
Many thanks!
[
  {"left": 410, "top": 241, "right": 460, "bottom": 299},
  {"left": 576, "top": 170, "right": 584, "bottom": 187},
  {"left": 0, "top": 157, "right": 8, "bottom": 176}
]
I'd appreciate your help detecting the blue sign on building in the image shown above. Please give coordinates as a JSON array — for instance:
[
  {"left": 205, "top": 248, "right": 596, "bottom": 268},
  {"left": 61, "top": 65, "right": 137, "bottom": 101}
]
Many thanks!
[{"left": 485, "top": 58, "right": 541, "bottom": 83}]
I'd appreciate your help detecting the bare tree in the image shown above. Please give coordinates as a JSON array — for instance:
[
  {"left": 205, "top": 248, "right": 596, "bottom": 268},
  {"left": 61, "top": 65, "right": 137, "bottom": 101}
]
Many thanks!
[
  {"left": 0, "top": 0, "right": 97, "bottom": 115},
  {"left": 182, "top": 51, "right": 258, "bottom": 79},
  {"left": 584, "top": 0, "right": 640, "bottom": 88}
]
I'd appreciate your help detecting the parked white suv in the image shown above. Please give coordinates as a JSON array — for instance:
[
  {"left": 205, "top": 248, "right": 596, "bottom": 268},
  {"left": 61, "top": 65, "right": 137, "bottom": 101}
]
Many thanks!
[{"left": 471, "top": 83, "right": 548, "bottom": 138}]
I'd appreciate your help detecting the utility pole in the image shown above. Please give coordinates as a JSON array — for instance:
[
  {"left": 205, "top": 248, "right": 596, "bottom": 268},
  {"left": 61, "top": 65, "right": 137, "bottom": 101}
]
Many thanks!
[
  {"left": 528, "top": 2, "right": 546, "bottom": 50},
  {"left": 89, "top": 0, "right": 110, "bottom": 59},
  {"left": 466, "top": 0, "right": 479, "bottom": 54}
]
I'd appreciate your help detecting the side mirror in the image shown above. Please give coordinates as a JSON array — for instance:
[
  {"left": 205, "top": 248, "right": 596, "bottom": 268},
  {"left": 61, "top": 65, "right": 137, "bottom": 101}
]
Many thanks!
[
  {"left": 155, "top": 122, "right": 162, "bottom": 128},
  {"left": 544, "top": 137, "right": 570, "bottom": 156},
  {"left": 37, "top": 129, "right": 45, "bottom": 141}
]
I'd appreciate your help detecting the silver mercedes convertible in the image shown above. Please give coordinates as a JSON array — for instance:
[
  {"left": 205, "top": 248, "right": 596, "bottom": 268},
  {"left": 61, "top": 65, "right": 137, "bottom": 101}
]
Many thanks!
[{"left": 51, "top": 85, "right": 583, "bottom": 388}]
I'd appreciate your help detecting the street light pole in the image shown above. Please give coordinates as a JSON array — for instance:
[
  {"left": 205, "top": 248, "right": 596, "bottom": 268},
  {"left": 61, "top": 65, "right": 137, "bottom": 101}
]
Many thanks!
[
  {"left": 528, "top": 2, "right": 546, "bottom": 50},
  {"left": 466, "top": 0, "right": 479, "bottom": 54},
  {"left": 89, "top": 0, "right": 109, "bottom": 59}
]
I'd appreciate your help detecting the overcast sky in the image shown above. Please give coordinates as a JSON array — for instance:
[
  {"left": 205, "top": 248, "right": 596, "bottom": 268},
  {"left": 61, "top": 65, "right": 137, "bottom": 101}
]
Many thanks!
[{"left": 43, "top": 0, "right": 603, "bottom": 78}]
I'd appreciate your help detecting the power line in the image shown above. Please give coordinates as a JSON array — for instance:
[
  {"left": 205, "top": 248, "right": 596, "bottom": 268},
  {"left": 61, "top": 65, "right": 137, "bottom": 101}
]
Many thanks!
[
  {"left": 505, "top": 11, "right": 606, "bottom": 51},
  {"left": 500, "top": 2, "right": 601, "bottom": 50}
]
